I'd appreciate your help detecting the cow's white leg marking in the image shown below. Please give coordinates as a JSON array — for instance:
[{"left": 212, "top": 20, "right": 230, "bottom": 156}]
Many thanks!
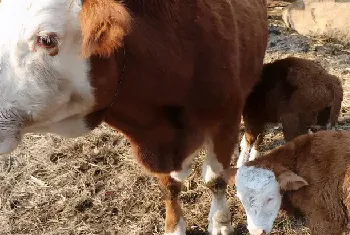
[
  {"left": 237, "top": 135, "right": 252, "bottom": 167},
  {"left": 168, "top": 150, "right": 200, "bottom": 235},
  {"left": 170, "top": 149, "right": 199, "bottom": 182},
  {"left": 164, "top": 217, "right": 186, "bottom": 235},
  {"left": 202, "top": 140, "right": 233, "bottom": 235},
  {"left": 170, "top": 168, "right": 191, "bottom": 182}
]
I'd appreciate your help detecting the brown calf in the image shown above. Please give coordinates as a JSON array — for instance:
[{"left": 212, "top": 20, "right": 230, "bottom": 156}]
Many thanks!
[
  {"left": 223, "top": 130, "right": 350, "bottom": 235},
  {"left": 79, "top": 0, "right": 268, "bottom": 234},
  {"left": 237, "top": 57, "right": 343, "bottom": 167}
]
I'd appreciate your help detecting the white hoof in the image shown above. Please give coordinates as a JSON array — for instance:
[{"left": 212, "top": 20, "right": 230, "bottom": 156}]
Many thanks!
[
  {"left": 164, "top": 218, "right": 186, "bottom": 235},
  {"left": 208, "top": 209, "right": 233, "bottom": 235}
]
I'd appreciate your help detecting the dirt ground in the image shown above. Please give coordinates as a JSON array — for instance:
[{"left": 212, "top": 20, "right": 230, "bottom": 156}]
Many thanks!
[{"left": 2, "top": 2, "right": 350, "bottom": 235}]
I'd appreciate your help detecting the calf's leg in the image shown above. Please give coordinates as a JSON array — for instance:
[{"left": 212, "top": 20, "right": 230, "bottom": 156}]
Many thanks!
[
  {"left": 248, "top": 133, "right": 263, "bottom": 161},
  {"left": 329, "top": 104, "right": 341, "bottom": 130},
  {"left": 237, "top": 124, "right": 263, "bottom": 167},
  {"left": 281, "top": 113, "right": 304, "bottom": 141}
]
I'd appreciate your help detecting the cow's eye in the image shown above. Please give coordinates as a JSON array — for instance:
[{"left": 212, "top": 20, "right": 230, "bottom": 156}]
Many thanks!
[{"left": 37, "top": 33, "right": 58, "bottom": 49}]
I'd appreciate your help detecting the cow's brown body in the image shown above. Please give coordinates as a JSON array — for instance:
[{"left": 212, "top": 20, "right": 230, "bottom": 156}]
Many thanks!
[{"left": 79, "top": 0, "right": 268, "bottom": 233}]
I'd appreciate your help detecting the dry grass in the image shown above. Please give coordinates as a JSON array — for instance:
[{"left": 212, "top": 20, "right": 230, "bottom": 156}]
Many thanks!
[{"left": 2, "top": 2, "right": 350, "bottom": 235}]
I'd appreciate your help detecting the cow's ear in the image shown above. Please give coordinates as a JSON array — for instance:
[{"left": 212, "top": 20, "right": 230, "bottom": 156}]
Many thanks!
[
  {"left": 79, "top": 0, "right": 131, "bottom": 58},
  {"left": 277, "top": 170, "right": 308, "bottom": 191}
]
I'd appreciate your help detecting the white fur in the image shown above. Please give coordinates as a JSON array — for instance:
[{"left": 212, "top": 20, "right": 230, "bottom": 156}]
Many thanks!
[
  {"left": 170, "top": 167, "right": 192, "bottom": 182},
  {"left": 236, "top": 166, "right": 282, "bottom": 235},
  {"left": 202, "top": 139, "right": 233, "bottom": 235},
  {"left": 202, "top": 140, "right": 224, "bottom": 183},
  {"left": 249, "top": 145, "right": 260, "bottom": 161},
  {"left": 23, "top": 116, "right": 90, "bottom": 138},
  {"left": 0, "top": 0, "right": 94, "bottom": 154},
  {"left": 170, "top": 149, "right": 199, "bottom": 182},
  {"left": 164, "top": 217, "right": 186, "bottom": 235},
  {"left": 237, "top": 135, "right": 252, "bottom": 167}
]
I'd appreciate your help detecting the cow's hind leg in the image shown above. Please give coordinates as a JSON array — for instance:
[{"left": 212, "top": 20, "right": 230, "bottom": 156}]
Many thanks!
[
  {"left": 203, "top": 130, "right": 238, "bottom": 234},
  {"left": 156, "top": 173, "right": 187, "bottom": 235}
]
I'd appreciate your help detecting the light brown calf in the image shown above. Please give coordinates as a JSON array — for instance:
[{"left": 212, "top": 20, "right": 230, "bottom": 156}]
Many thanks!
[{"left": 223, "top": 130, "right": 350, "bottom": 235}]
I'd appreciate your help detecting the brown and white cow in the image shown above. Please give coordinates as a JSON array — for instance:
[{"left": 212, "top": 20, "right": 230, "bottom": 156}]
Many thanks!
[{"left": 0, "top": 0, "right": 268, "bottom": 234}]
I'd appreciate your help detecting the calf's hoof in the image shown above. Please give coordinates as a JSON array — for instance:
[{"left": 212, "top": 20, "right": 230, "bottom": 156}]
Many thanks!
[{"left": 208, "top": 209, "right": 234, "bottom": 235}]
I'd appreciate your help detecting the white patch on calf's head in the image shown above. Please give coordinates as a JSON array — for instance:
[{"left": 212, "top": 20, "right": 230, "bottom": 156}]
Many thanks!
[
  {"left": 235, "top": 166, "right": 282, "bottom": 234},
  {"left": 236, "top": 166, "right": 277, "bottom": 191},
  {"left": 0, "top": 0, "right": 95, "bottom": 153}
]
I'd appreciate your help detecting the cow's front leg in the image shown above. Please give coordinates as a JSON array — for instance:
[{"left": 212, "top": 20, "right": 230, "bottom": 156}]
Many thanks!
[
  {"left": 156, "top": 172, "right": 189, "bottom": 235},
  {"left": 203, "top": 139, "right": 234, "bottom": 235}
]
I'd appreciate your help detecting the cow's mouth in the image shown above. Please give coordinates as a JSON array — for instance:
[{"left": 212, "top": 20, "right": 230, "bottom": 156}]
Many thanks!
[
  {"left": 0, "top": 109, "right": 26, "bottom": 154},
  {"left": 0, "top": 135, "right": 20, "bottom": 154}
]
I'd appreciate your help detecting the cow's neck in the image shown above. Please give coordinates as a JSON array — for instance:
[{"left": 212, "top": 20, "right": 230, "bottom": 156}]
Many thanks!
[{"left": 84, "top": 47, "right": 126, "bottom": 130}]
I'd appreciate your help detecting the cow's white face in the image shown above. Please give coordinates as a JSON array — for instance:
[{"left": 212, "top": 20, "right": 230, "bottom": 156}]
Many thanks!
[
  {"left": 0, "top": 0, "right": 95, "bottom": 154},
  {"left": 235, "top": 166, "right": 282, "bottom": 235}
]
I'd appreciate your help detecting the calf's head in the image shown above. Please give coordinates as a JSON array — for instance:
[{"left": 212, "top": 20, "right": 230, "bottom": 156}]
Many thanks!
[
  {"left": 0, "top": 0, "right": 130, "bottom": 154},
  {"left": 222, "top": 165, "right": 308, "bottom": 235}
]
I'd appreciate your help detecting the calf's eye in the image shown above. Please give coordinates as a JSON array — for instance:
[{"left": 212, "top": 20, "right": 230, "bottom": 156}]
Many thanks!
[{"left": 266, "top": 197, "right": 273, "bottom": 204}]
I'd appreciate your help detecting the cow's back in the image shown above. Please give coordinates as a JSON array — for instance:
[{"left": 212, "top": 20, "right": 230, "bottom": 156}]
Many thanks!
[
  {"left": 108, "top": 0, "right": 267, "bottom": 121},
  {"left": 231, "top": 0, "right": 268, "bottom": 95}
]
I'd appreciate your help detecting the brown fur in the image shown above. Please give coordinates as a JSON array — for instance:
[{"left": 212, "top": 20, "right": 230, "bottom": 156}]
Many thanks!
[
  {"left": 79, "top": 0, "right": 268, "bottom": 232},
  {"left": 242, "top": 57, "right": 343, "bottom": 150},
  {"left": 79, "top": 0, "right": 131, "bottom": 58},
  {"left": 237, "top": 130, "right": 350, "bottom": 235},
  {"left": 156, "top": 174, "right": 184, "bottom": 232}
]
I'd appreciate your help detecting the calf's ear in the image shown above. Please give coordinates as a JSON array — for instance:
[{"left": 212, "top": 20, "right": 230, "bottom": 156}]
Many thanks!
[
  {"left": 221, "top": 168, "right": 238, "bottom": 186},
  {"left": 79, "top": 0, "right": 131, "bottom": 58},
  {"left": 277, "top": 170, "right": 308, "bottom": 191}
]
